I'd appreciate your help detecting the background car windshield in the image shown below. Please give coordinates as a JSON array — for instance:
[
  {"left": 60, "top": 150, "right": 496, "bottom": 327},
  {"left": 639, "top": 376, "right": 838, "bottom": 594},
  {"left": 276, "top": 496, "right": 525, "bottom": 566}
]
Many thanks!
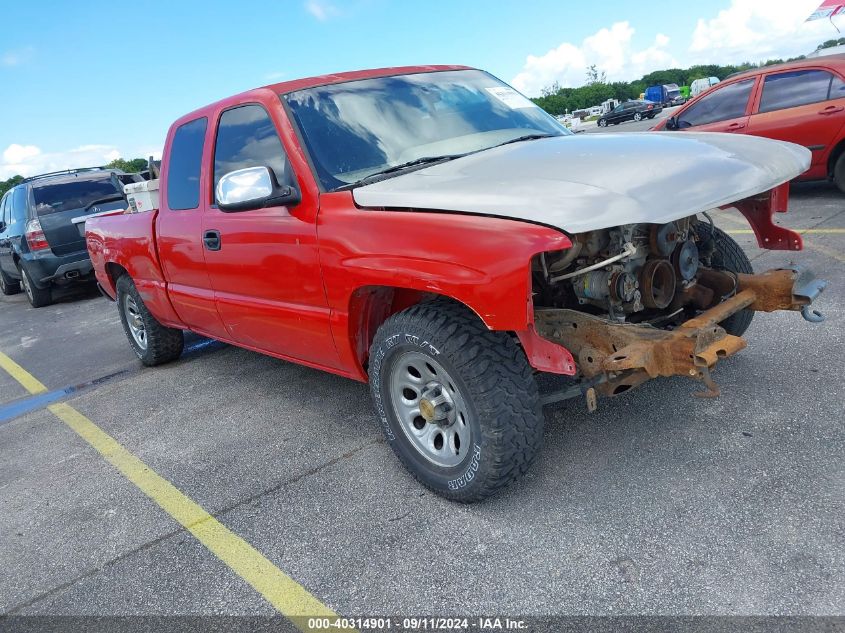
[
  {"left": 32, "top": 178, "right": 122, "bottom": 216},
  {"left": 283, "top": 69, "right": 569, "bottom": 190}
]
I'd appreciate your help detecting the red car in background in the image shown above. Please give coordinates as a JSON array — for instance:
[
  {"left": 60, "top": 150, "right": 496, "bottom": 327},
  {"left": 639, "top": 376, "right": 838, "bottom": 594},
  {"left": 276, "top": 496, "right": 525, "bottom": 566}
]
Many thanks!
[{"left": 653, "top": 55, "right": 845, "bottom": 192}]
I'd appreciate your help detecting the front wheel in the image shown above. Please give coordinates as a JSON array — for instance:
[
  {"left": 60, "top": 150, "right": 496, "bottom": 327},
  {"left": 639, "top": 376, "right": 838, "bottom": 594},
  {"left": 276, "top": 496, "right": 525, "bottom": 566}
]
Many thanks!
[
  {"left": 707, "top": 226, "right": 755, "bottom": 337},
  {"left": 634, "top": 112, "right": 643, "bottom": 121},
  {"left": 116, "top": 275, "right": 184, "bottom": 366},
  {"left": 368, "top": 301, "right": 543, "bottom": 502},
  {"left": 18, "top": 264, "right": 51, "bottom": 308}
]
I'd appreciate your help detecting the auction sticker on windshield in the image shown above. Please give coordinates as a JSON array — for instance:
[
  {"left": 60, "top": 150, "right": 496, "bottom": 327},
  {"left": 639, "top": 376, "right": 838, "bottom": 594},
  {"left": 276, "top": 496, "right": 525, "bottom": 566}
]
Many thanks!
[{"left": 485, "top": 86, "right": 536, "bottom": 109}]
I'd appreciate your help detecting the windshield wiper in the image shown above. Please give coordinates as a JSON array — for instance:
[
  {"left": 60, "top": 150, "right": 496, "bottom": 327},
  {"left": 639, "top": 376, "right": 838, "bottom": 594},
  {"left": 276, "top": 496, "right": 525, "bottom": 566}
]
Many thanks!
[
  {"left": 492, "top": 133, "right": 557, "bottom": 148},
  {"left": 339, "top": 154, "right": 465, "bottom": 190}
]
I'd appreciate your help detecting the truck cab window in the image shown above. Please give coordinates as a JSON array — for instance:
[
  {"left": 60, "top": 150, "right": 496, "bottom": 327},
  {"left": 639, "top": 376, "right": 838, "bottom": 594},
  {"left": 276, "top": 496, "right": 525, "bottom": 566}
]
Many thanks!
[
  {"left": 213, "top": 104, "right": 290, "bottom": 197},
  {"left": 167, "top": 117, "right": 207, "bottom": 210}
]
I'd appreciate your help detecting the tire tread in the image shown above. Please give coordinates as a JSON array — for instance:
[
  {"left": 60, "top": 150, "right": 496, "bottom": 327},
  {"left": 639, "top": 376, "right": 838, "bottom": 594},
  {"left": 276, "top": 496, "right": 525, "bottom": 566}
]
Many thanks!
[{"left": 370, "top": 300, "right": 543, "bottom": 502}]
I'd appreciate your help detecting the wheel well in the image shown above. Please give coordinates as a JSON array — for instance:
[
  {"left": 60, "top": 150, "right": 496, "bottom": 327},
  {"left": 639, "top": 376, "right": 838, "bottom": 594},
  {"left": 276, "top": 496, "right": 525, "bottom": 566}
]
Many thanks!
[
  {"left": 829, "top": 138, "right": 845, "bottom": 177},
  {"left": 105, "top": 262, "right": 128, "bottom": 286},
  {"left": 349, "top": 286, "right": 487, "bottom": 370}
]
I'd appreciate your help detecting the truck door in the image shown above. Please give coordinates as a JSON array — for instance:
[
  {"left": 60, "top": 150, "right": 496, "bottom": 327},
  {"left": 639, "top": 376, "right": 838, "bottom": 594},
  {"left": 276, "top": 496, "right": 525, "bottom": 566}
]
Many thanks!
[
  {"left": 156, "top": 116, "right": 230, "bottom": 339},
  {"left": 674, "top": 77, "right": 756, "bottom": 133},
  {"left": 746, "top": 68, "right": 845, "bottom": 176},
  {"left": 202, "top": 102, "right": 340, "bottom": 369}
]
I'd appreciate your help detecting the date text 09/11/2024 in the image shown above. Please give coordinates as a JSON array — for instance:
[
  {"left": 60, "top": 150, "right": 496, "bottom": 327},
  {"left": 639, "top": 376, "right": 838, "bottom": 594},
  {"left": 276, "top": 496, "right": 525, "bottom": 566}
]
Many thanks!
[{"left": 305, "top": 616, "right": 528, "bottom": 630}]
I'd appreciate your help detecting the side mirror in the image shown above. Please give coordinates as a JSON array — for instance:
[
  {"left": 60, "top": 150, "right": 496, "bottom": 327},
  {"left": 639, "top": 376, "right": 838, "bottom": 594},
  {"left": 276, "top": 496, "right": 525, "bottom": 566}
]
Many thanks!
[
  {"left": 665, "top": 116, "right": 678, "bottom": 130},
  {"left": 216, "top": 166, "right": 300, "bottom": 212}
]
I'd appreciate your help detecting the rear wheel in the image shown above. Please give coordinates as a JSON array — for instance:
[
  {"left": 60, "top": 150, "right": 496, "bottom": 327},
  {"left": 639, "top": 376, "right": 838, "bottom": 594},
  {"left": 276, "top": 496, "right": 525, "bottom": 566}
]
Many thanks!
[
  {"left": 18, "top": 264, "right": 51, "bottom": 308},
  {"left": 116, "top": 275, "right": 184, "bottom": 366},
  {"left": 634, "top": 112, "right": 643, "bottom": 121},
  {"left": 708, "top": 226, "right": 755, "bottom": 337},
  {"left": 598, "top": 119, "right": 608, "bottom": 127},
  {"left": 368, "top": 301, "right": 544, "bottom": 502},
  {"left": 833, "top": 152, "right": 845, "bottom": 194},
  {"left": 0, "top": 268, "right": 20, "bottom": 296}
]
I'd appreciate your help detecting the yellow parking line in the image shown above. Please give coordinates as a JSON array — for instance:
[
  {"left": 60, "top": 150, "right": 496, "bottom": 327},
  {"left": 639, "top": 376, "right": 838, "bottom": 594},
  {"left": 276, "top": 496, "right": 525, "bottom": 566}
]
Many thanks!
[
  {"left": 0, "top": 352, "right": 48, "bottom": 395},
  {"left": 0, "top": 351, "right": 339, "bottom": 629}
]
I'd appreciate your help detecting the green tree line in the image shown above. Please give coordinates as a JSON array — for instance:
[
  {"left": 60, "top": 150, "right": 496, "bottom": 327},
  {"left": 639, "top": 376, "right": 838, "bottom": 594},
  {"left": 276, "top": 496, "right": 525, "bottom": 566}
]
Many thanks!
[
  {"left": 529, "top": 42, "right": 841, "bottom": 116},
  {"left": 0, "top": 158, "right": 148, "bottom": 197}
]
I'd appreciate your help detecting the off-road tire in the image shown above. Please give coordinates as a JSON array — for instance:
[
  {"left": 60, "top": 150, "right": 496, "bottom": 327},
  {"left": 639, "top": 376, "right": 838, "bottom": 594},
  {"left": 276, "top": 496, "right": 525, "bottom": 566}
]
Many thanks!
[
  {"left": 833, "top": 152, "right": 845, "bottom": 194},
  {"left": 709, "top": 226, "right": 754, "bottom": 337},
  {"left": 368, "top": 300, "right": 544, "bottom": 502},
  {"left": 18, "top": 263, "right": 51, "bottom": 308},
  {"left": 116, "top": 275, "right": 184, "bottom": 366},
  {"left": 0, "top": 268, "right": 20, "bottom": 295}
]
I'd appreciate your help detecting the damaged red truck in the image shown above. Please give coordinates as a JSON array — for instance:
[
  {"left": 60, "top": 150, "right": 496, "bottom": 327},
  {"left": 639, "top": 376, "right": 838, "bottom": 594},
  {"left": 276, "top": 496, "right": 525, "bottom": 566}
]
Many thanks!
[{"left": 86, "top": 66, "right": 827, "bottom": 501}]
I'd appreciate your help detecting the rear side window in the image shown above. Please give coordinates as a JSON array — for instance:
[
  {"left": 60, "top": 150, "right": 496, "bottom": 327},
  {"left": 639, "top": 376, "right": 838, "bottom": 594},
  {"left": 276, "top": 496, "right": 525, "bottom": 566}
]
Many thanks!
[
  {"left": 0, "top": 193, "right": 8, "bottom": 226},
  {"left": 32, "top": 178, "right": 121, "bottom": 216},
  {"left": 167, "top": 117, "right": 207, "bottom": 210},
  {"left": 679, "top": 78, "right": 755, "bottom": 127},
  {"left": 11, "top": 185, "right": 28, "bottom": 220},
  {"left": 213, "top": 104, "right": 290, "bottom": 195},
  {"left": 759, "top": 70, "right": 837, "bottom": 113}
]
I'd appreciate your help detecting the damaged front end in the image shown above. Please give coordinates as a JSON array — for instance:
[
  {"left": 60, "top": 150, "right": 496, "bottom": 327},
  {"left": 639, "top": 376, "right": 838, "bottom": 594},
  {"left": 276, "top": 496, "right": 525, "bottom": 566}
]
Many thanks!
[
  {"left": 528, "top": 196, "right": 827, "bottom": 409},
  {"left": 536, "top": 265, "right": 826, "bottom": 407}
]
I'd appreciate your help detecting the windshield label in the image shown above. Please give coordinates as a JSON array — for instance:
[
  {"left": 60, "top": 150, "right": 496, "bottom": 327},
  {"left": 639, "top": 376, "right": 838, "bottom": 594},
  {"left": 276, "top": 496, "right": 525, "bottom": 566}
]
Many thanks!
[{"left": 485, "top": 86, "right": 536, "bottom": 109}]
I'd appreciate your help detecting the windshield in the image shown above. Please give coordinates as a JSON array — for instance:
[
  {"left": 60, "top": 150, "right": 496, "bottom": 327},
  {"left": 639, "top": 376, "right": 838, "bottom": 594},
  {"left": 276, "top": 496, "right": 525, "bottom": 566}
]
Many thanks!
[
  {"left": 32, "top": 177, "right": 122, "bottom": 216},
  {"left": 283, "top": 69, "right": 570, "bottom": 191}
]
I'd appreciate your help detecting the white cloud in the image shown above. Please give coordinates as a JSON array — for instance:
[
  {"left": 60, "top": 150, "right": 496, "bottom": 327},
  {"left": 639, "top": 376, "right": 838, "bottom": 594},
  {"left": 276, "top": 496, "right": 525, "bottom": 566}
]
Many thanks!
[
  {"left": 304, "top": 0, "right": 339, "bottom": 21},
  {"left": 511, "top": 22, "right": 677, "bottom": 96},
  {"left": 689, "top": 0, "right": 833, "bottom": 63},
  {"left": 511, "top": 1, "right": 839, "bottom": 96},
  {"left": 0, "top": 143, "right": 128, "bottom": 180},
  {"left": 3, "top": 144, "right": 41, "bottom": 164}
]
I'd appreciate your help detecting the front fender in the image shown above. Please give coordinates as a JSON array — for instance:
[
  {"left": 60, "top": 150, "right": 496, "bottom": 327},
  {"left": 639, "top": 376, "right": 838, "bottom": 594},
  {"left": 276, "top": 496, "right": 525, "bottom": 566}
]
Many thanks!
[{"left": 317, "top": 193, "right": 572, "bottom": 377}]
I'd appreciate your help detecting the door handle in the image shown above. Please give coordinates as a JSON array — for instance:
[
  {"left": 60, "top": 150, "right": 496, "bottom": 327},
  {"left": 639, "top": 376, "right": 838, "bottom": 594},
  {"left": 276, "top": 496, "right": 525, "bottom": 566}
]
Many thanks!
[
  {"left": 819, "top": 105, "right": 844, "bottom": 115},
  {"left": 203, "top": 229, "right": 221, "bottom": 251},
  {"left": 726, "top": 122, "right": 745, "bottom": 130}
]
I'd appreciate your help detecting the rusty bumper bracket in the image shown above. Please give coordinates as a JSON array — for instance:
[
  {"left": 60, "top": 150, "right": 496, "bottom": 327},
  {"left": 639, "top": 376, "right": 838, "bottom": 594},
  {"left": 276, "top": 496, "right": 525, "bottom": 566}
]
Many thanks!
[{"left": 535, "top": 266, "right": 827, "bottom": 404}]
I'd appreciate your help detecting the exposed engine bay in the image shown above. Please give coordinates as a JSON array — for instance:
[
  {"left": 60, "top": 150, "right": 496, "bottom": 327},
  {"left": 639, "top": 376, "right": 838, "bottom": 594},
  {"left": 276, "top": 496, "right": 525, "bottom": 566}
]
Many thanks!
[
  {"left": 533, "top": 215, "right": 737, "bottom": 325},
  {"left": 529, "top": 214, "right": 827, "bottom": 406}
]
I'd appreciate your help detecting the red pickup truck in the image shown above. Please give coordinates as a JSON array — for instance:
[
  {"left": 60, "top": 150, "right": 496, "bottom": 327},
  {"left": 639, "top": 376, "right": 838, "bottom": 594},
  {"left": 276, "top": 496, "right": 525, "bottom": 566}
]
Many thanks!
[{"left": 86, "top": 65, "right": 826, "bottom": 501}]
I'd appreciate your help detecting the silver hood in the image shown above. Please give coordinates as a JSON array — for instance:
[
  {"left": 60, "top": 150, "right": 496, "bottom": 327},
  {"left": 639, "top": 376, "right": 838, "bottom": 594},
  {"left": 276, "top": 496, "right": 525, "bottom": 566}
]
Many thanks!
[{"left": 352, "top": 132, "right": 811, "bottom": 234}]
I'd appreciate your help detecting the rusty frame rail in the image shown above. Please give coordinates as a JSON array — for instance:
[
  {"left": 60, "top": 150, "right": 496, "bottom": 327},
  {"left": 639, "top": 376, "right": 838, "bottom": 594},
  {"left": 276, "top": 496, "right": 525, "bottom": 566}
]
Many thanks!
[{"left": 535, "top": 266, "right": 826, "bottom": 401}]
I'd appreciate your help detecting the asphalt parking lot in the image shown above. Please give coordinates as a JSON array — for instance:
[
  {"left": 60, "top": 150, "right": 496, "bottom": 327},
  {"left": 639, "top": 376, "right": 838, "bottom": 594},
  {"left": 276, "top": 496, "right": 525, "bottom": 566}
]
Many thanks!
[{"left": 1, "top": 182, "right": 843, "bottom": 624}]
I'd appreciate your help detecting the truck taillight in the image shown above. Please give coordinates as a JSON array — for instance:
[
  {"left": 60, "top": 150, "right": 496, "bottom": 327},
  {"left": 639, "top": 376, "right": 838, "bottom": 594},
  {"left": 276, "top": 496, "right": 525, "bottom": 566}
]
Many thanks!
[{"left": 25, "top": 218, "right": 50, "bottom": 252}]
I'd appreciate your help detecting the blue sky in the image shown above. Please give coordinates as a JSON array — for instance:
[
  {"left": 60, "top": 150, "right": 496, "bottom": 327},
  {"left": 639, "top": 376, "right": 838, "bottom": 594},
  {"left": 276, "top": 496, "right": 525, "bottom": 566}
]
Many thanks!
[{"left": 0, "top": 0, "right": 833, "bottom": 178}]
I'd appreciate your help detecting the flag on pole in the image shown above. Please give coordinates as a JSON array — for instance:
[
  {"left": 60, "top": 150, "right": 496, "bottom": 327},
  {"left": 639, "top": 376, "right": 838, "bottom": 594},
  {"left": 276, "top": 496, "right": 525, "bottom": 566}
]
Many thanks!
[{"left": 807, "top": 0, "right": 845, "bottom": 21}]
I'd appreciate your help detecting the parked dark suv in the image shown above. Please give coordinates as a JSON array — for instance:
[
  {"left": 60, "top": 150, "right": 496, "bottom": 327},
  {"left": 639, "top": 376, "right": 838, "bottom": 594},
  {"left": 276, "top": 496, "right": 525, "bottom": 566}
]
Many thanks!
[{"left": 0, "top": 167, "right": 137, "bottom": 307}]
